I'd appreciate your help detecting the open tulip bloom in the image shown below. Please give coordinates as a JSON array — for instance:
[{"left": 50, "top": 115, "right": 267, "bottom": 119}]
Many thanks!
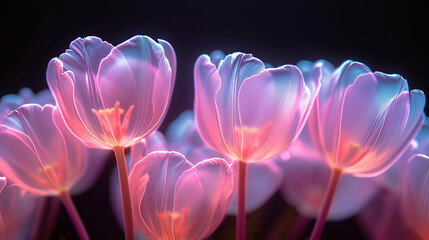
[
  {"left": 193, "top": 51, "right": 320, "bottom": 239},
  {"left": 297, "top": 60, "right": 426, "bottom": 239},
  {"left": 47, "top": 35, "right": 176, "bottom": 239},
  {"left": 0, "top": 104, "right": 109, "bottom": 239},
  {"left": 129, "top": 151, "right": 234, "bottom": 240}
]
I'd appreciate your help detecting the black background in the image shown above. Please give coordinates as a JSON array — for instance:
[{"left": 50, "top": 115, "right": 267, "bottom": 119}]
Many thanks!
[{"left": 0, "top": 0, "right": 426, "bottom": 239}]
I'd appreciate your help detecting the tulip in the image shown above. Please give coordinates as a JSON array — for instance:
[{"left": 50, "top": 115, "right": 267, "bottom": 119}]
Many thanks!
[
  {"left": 194, "top": 51, "right": 320, "bottom": 239},
  {"left": 0, "top": 177, "right": 44, "bottom": 240},
  {"left": 0, "top": 104, "right": 108, "bottom": 239},
  {"left": 401, "top": 154, "right": 429, "bottom": 239},
  {"left": 300, "top": 60, "right": 426, "bottom": 239},
  {"left": 47, "top": 35, "right": 176, "bottom": 239},
  {"left": 0, "top": 87, "right": 54, "bottom": 121},
  {"left": 129, "top": 151, "right": 234, "bottom": 240}
]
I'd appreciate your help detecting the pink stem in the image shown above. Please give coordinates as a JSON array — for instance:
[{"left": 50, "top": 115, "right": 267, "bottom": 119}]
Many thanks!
[
  {"left": 309, "top": 168, "right": 342, "bottom": 240},
  {"left": 58, "top": 191, "right": 89, "bottom": 240},
  {"left": 113, "top": 146, "right": 135, "bottom": 240},
  {"left": 236, "top": 160, "right": 248, "bottom": 240}
]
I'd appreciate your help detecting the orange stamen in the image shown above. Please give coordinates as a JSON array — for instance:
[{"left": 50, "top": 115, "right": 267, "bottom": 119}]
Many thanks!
[{"left": 92, "top": 101, "right": 134, "bottom": 146}]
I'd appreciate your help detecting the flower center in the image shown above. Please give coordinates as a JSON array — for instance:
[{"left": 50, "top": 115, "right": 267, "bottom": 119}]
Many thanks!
[
  {"left": 92, "top": 101, "right": 134, "bottom": 146},
  {"left": 38, "top": 162, "right": 58, "bottom": 174},
  {"left": 234, "top": 122, "right": 271, "bottom": 160},
  {"left": 158, "top": 209, "right": 189, "bottom": 239}
]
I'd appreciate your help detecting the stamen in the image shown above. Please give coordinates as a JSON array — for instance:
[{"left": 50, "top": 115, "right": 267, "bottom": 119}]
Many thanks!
[
  {"left": 92, "top": 101, "right": 134, "bottom": 146},
  {"left": 234, "top": 122, "right": 272, "bottom": 160},
  {"left": 38, "top": 162, "right": 58, "bottom": 174}
]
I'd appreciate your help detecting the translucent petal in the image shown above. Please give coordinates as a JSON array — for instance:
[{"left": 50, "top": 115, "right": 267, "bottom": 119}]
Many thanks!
[
  {"left": 173, "top": 158, "right": 234, "bottom": 239},
  {"left": 194, "top": 55, "right": 229, "bottom": 155},
  {"left": 214, "top": 53, "right": 265, "bottom": 159},
  {"left": 97, "top": 36, "right": 173, "bottom": 147},
  {"left": 237, "top": 65, "right": 310, "bottom": 161},
  {"left": 130, "top": 151, "right": 192, "bottom": 240}
]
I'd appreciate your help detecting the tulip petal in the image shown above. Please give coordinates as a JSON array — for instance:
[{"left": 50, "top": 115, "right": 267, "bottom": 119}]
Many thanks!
[
  {"left": 316, "top": 61, "right": 372, "bottom": 154},
  {"left": 130, "top": 151, "right": 193, "bottom": 240},
  {"left": 0, "top": 125, "right": 54, "bottom": 194},
  {"left": 337, "top": 73, "right": 408, "bottom": 168},
  {"left": 237, "top": 65, "right": 309, "bottom": 161},
  {"left": 58, "top": 37, "right": 114, "bottom": 145},
  {"left": 174, "top": 158, "right": 234, "bottom": 239},
  {"left": 1, "top": 105, "right": 71, "bottom": 191},
  {"left": 349, "top": 88, "right": 425, "bottom": 176},
  {"left": 0, "top": 181, "right": 44, "bottom": 239},
  {"left": 129, "top": 132, "right": 168, "bottom": 170},
  {"left": 402, "top": 154, "right": 429, "bottom": 239},
  {"left": 194, "top": 55, "right": 229, "bottom": 155},
  {"left": 215, "top": 53, "right": 265, "bottom": 159},
  {"left": 58, "top": 36, "right": 113, "bottom": 115},
  {"left": 47, "top": 59, "right": 107, "bottom": 148},
  {"left": 97, "top": 36, "right": 172, "bottom": 147}
]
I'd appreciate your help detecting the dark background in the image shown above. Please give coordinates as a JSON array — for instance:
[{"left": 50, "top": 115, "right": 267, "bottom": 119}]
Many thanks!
[{"left": 0, "top": 0, "right": 426, "bottom": 239}]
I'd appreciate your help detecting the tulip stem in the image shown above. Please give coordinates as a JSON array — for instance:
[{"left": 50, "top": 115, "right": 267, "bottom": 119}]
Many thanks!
[
  {"left": 58, "top": 191, "right": 90, "bottom": 240},
  {"left": 309, "top": 168, "right": 342, "bottom": 240},
  {"left": 237, "top": 160, "right": 248, "bottom": 240},
  {"left": 113, "top": 146, "right": 135, "bottom": 240}
]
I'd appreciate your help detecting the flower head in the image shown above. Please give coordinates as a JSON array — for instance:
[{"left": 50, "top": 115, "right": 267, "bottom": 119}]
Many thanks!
[
  {"left": 129, "top": 151, "right": 234, "bottom": 240},
  {"left": 47, "top": 35, "right": 176, "bottom": 149},
  {"left": 194, "top": 51, "right": 320, "bottom": 162},
  {"left": 0, "top": 104, "right": 107, "bottom": 195},
  {"left": 302, "top": 60, "right": 425, "bottom": 176}
]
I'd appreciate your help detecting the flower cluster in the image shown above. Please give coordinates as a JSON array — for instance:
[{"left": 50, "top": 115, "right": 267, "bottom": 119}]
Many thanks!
[{"left": 0, "top": 35, "right": 427, "bottom": 240}]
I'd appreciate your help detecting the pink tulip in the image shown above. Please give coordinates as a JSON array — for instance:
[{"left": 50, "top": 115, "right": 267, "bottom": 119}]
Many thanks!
[
  {"left": 0, "top": 104, "right": 108, "bottom": 239},
  {"left": 401, "top": 154, "right": 429, "bottom": 239},
  {"left": 194, "top": 52, "right": 319, "bottom": 163},
  {"left": 0, "top": 87, "right": 54, "bottom": 121},
  {"left": 299, "top": 59, "right": 426, "bottom": 239},
  {"left": 129, "top": 151, "right": 234, "bottom": 240},
  {"left": 47, "top": 35, "right": 176, "bottom": 240},
  {"left": 194, "top": 51, "right": 320, "bottom": 239},
  {"left": 47, "top": 35, "right": 176, "bottom": 149},
  {"left": 304, "top": 59, "right": 425, "bottom": 176},
  {"left": 0, "top": 178, "right": 44, "bottom": 240}
]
